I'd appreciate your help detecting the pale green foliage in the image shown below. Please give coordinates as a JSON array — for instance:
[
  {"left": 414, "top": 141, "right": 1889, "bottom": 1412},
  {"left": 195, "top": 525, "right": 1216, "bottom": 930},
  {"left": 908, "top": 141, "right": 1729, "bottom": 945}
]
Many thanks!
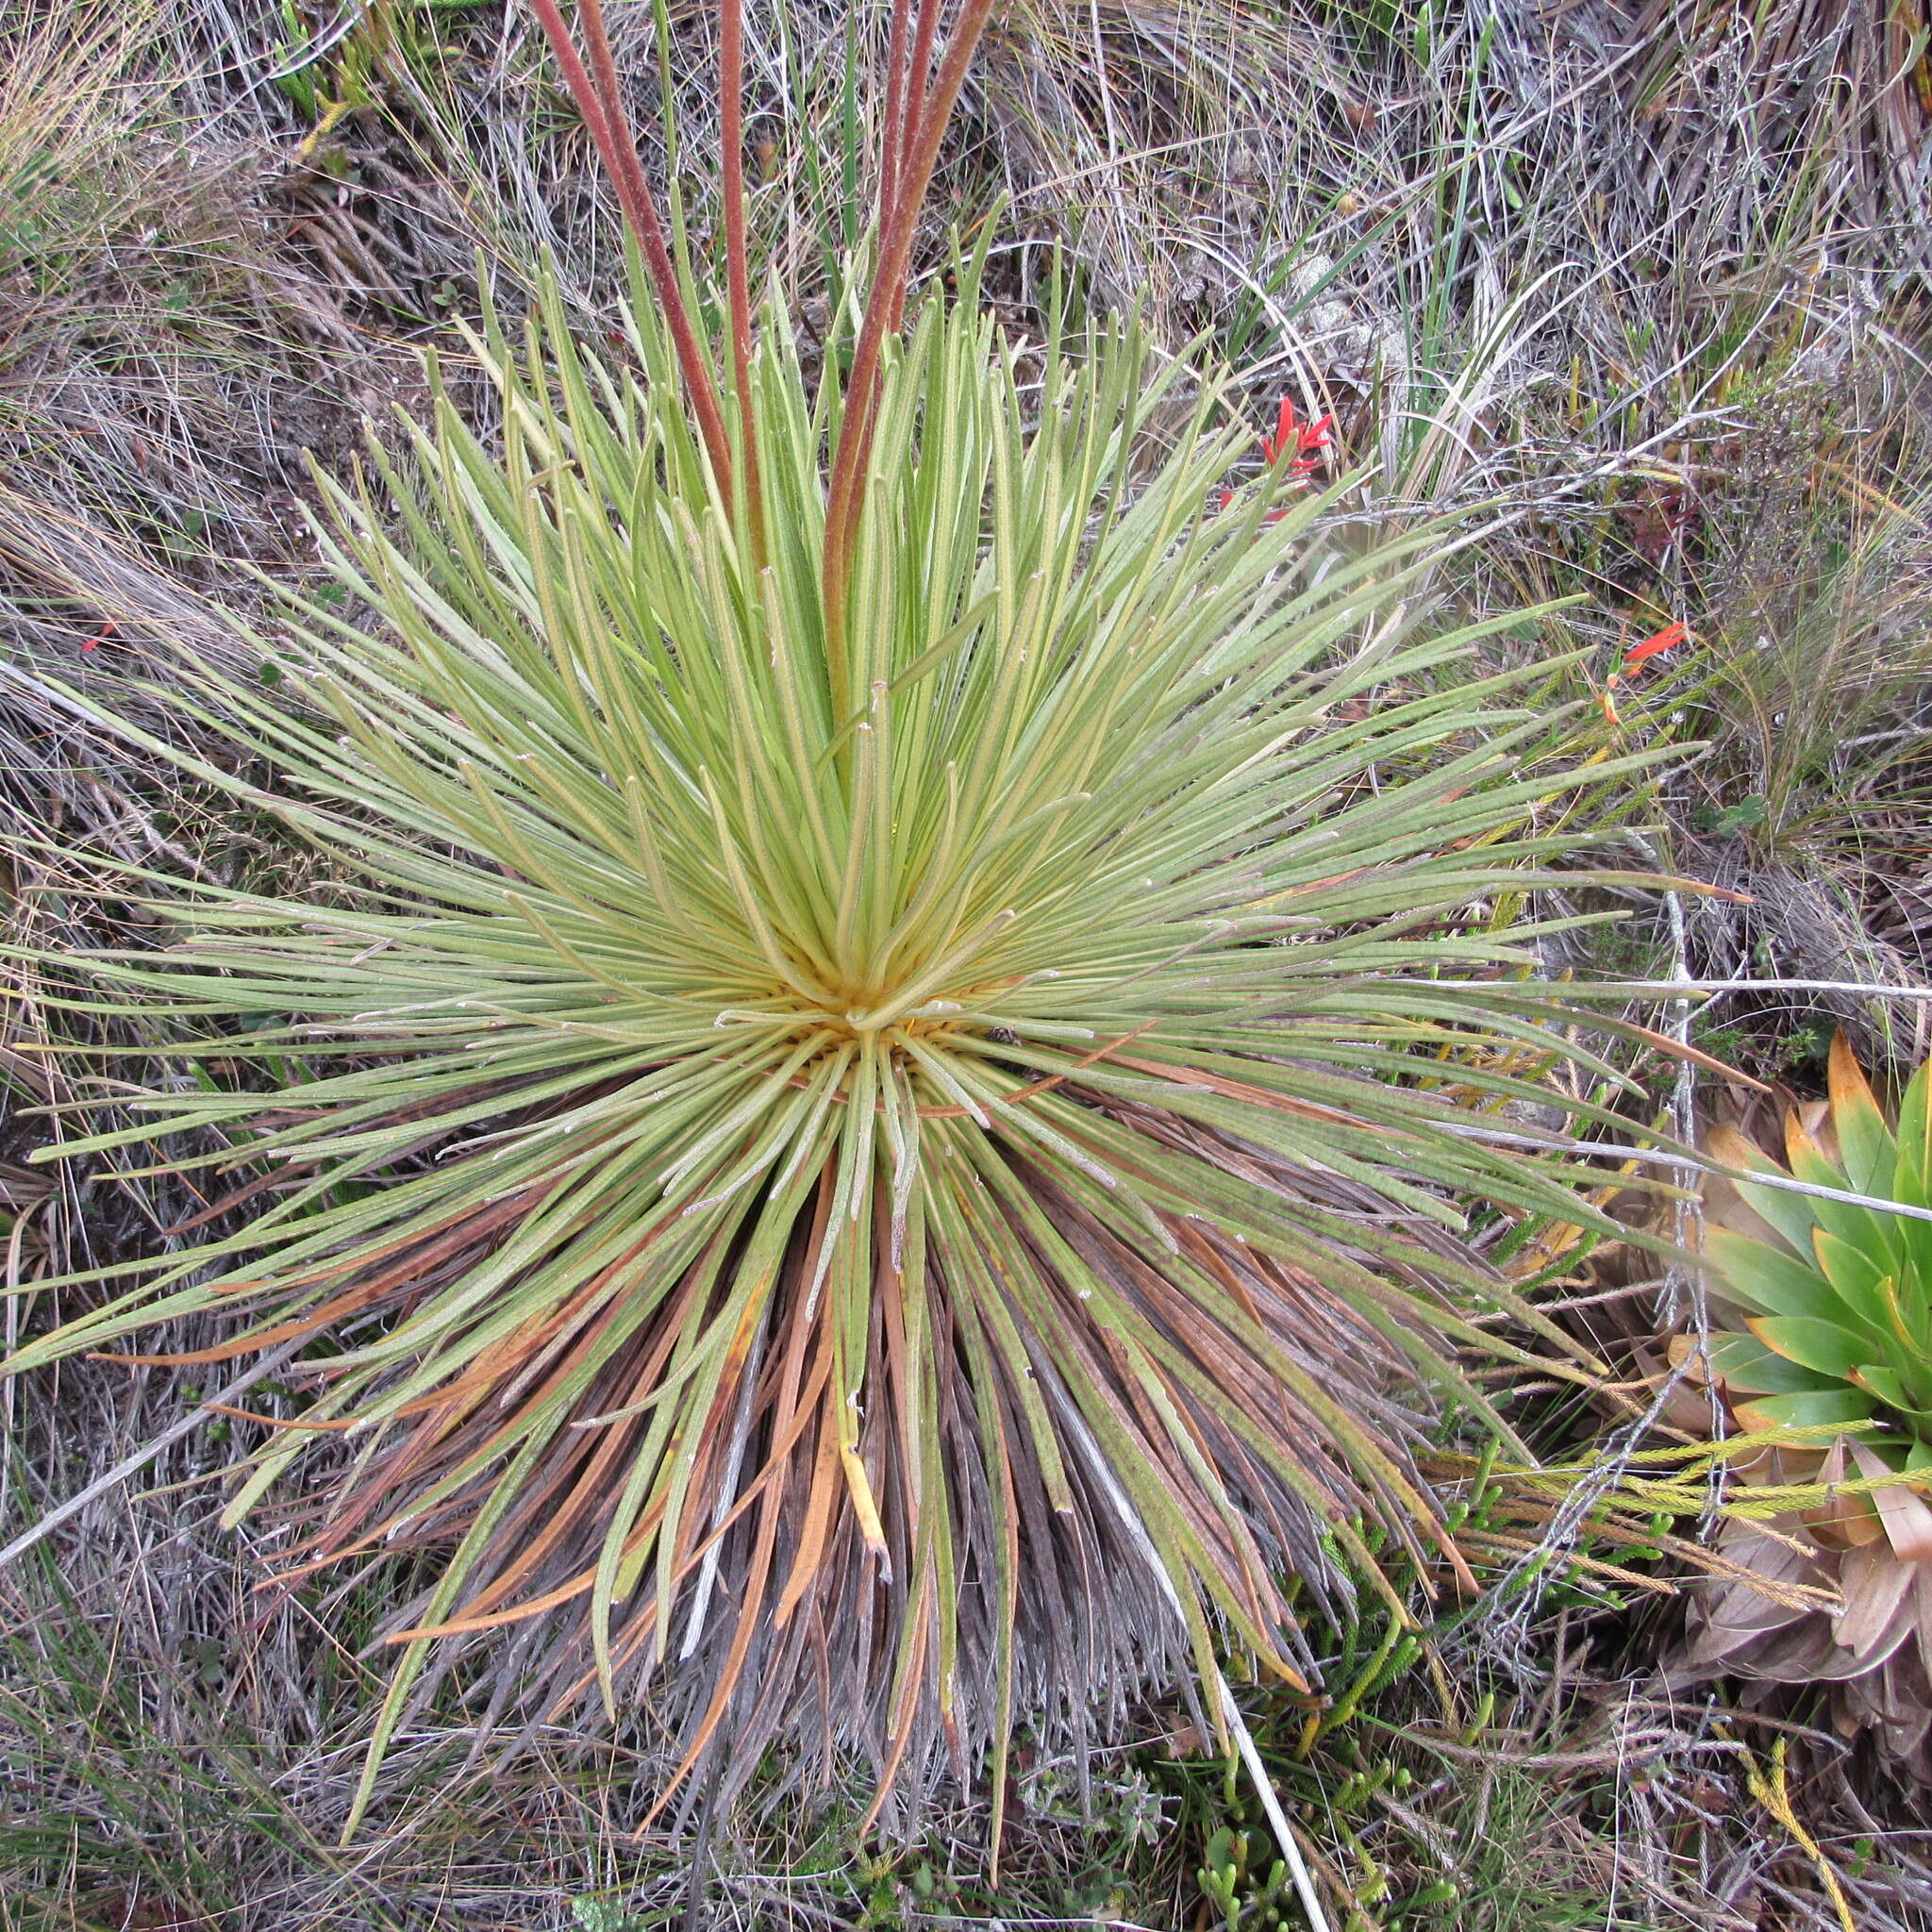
[{"left": 16, "top": 262, "right": 1661, "bottom": 1826}]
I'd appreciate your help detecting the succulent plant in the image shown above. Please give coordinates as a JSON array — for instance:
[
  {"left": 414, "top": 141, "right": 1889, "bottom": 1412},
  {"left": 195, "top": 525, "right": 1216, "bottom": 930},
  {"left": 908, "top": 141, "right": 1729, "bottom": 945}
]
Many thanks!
[
  {"left": 1671, "top": 1036, "right": 1932, "bottom": 1766},
  {"left": 1695, "top": 1034, "right": 1932, "bottom": 1459}
]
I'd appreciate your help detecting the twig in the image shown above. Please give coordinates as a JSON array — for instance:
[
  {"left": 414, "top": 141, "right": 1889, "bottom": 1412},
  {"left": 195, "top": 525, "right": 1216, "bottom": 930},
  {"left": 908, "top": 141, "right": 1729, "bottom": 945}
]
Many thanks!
[
  {"left": 1418, "top": 977, "right": 1932, "bottom": 1000},
  {"left": 0, "top": 1341, "right": 303, "bottom": 1571},
  {"left": 1046, "top": 1374, "right": 1334, "bottom": 1932},
  {"left": 1219, "top": 1676, "right": 1336, "bottom": 1932},
  {"left": 1432, "top": 1126, "right": 1932, "bottom": 1227},
  {"left": 1395, "top": 1724, "right": 1681, "bottom": 1770}
]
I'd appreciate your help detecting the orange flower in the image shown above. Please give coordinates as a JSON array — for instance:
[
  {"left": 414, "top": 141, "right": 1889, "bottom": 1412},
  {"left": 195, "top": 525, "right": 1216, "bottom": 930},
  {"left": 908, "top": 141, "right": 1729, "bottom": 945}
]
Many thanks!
[
  {"left": 1621, "top": 619, "right": 1688, "bottom": 673},
  {"left": 1598, "top": 618, "right": 1689, "bottom": 726}
]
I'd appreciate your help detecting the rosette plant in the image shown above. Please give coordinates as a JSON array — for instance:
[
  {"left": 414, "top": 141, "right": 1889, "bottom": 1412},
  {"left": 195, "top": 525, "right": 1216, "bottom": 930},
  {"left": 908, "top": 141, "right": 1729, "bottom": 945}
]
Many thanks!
[
  {"left": 1697, "top": 1036, "right": 1932, "bottom": 1457},
  {"left": 12, "top": 0, "right": 1668, "bottom": 1834},
  {"left": 1671, "top": 1038, "right": 1932, "bottom": 1764}
]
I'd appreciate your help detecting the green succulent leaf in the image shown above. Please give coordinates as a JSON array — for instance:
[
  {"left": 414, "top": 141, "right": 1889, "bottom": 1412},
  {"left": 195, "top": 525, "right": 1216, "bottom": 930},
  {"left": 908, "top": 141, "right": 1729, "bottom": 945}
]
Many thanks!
[
  {"left": 1729, "top": 1389, "right": 1882, "bottom": 1433},
  {"left": 1827, "top": 1033, "right": 1898, "bottom": 1200},
  {"left": 1848, "top": 1362, "right": 1932, "bottom": 1431},
  {"left": 1881, "top": 1082, "right": 1932, "bottom": 1301},
  {"left": 1728, "top": 1167, "right": 1824, "bottom": 1257},
  {"left": 1742, "top": 1315, "right": 1870, "bottom": 1382},
  {"left": 1705, "top": 1226, "right": 1857, "bottom": 1328},
  {"left": 1897, "top": 1064, "right": 1932, "bottom": 1191},
  {"left": 1786, "top": 1125, "right": 1907, "bottom": 1275},
  {"left": 1699, "top": 1330, "right": 1841, "bottom": 1395},
  {"left": 1812, "top": 1230, "right": 1924, "bottom": 1354}
]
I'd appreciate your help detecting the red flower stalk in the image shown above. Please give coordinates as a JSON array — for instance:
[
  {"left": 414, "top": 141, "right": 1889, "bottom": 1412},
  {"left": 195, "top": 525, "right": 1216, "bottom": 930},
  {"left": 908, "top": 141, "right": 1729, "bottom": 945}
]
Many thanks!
[
  {"left": 527, "top": 0, "right": 1000, "bottom": 713},
  {"left": 526, "top": 0, "right": 735, "bottom": 505},
  {"left": 821, "top": 0, "right": 999, "bottom": 696},
  {"left": 718, "top": 0, "right": 761, "bottom": 546}
]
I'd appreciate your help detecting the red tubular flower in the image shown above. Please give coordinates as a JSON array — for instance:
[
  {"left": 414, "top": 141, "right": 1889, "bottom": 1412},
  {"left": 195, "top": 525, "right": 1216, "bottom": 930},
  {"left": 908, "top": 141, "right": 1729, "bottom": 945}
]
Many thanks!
[
  {"left": 1622, "top": 619, "right": 1688, "bottom": 673},
  {"left": 1260, "top": 397, "right": 1334, "bottom": 478},
  {"left": 1216, "top": 399, "right": 1336, "bottom": 520}
]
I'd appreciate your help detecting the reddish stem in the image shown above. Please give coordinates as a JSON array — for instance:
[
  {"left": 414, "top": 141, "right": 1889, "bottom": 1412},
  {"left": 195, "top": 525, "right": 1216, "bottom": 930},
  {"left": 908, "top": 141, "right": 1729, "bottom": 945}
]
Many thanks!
[
  {"left": 719, "top": 0, "right": 763, "bottom": 548},
  {"left": 822, "top": 0, "right": 996, "bottom": 697},
  {"left": 529, "top": 0, "right": 735, "bottom": 504},
  {"left": 887, "top": 0, "right": 947, "bottom": 335},
  {"left": 879, "top": 0, "right": 913, "bottom": 251},
  {"left": 897, "top": 0, "right": 946, "bottom": 225}
]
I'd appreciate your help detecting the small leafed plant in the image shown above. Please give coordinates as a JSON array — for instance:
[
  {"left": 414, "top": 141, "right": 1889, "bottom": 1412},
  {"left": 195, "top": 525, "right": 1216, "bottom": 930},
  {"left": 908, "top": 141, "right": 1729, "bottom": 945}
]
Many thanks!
[{"left": 13, "top": 0, "right": 1668, "bottom": 1835}]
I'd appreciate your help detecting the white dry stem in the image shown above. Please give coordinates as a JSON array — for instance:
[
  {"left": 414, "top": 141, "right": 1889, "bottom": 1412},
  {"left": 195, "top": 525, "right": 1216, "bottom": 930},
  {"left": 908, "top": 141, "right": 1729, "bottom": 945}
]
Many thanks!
[
  {"left": 1623, "top": 830, "right": 1704, "bottom": 1337},
  {"left": 1435, "top": 1124, "right": 1932, "bottom": 1229},
  {"left": 1422, "top": 978, "right": 1932, "bottom": 1001},
  {"left": 0, "top": 1339, "right": 305, "bottom": 1572},
  {"left": 1045, "top": 1368, "right": 1336, "bottom": 1932},
  {"left": 678, "top": 1309, "right": 770, "bottom": 1662}
]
